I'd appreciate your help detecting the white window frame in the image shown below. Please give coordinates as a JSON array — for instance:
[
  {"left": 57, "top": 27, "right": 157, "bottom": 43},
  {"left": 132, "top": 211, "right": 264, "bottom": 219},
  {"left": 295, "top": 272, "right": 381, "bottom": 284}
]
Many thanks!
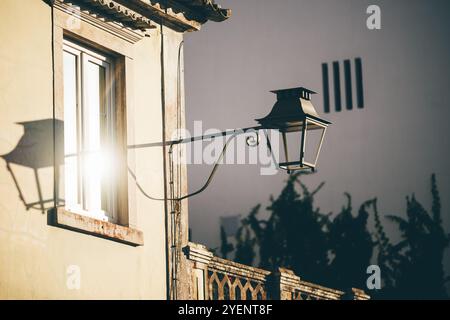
[{"left": 63, "top": 39, "right": 117, "bottom": 223}]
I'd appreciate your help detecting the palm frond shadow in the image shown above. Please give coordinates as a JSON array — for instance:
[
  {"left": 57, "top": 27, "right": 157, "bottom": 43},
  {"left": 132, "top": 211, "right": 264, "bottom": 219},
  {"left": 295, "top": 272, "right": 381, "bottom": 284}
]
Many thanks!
[{"left": 218, "top": 173, "right": 449, "bottom": 299}]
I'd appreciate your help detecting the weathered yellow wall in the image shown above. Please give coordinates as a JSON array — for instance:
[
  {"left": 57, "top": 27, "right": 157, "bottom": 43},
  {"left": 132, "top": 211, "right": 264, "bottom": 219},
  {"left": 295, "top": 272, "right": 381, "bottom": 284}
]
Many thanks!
[{"left": 0, "top": 0, "right": 184, "bottom": 299}]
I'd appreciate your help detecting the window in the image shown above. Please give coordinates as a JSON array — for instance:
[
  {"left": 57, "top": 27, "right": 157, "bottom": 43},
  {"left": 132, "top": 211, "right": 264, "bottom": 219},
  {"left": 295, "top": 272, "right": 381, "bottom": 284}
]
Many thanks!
[{"left": 63, "top": 39, "right": 118, "bottom": 222}]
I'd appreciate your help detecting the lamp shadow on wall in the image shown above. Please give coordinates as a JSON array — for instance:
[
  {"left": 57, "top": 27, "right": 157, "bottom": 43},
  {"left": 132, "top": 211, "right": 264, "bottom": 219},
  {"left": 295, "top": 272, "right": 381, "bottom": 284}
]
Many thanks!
[{"left": 0, "top": 119, "right": 64, "bottom": 214}]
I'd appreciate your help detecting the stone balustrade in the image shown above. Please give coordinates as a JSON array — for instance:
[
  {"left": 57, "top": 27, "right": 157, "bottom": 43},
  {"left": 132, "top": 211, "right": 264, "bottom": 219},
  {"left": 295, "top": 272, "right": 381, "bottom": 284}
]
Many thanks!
[{"left": 184, "top": 242, "right": 370, "bottom": 301}]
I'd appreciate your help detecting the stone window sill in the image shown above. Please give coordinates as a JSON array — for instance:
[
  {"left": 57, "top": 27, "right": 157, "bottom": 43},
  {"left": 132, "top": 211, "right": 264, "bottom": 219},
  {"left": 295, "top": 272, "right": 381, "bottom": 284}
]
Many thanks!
[{"left": 48, "top": 207, "right": 144, "bottom": 246}]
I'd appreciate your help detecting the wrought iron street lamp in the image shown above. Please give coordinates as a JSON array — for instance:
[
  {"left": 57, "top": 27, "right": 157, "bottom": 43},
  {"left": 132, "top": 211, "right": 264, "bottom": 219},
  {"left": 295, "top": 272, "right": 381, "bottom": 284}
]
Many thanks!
[
  {"left": 128, "top": 86, "right": 331, "bottom": 199},
  {"left": 256, "top": 87, "right": 330, "bottom": 173}
]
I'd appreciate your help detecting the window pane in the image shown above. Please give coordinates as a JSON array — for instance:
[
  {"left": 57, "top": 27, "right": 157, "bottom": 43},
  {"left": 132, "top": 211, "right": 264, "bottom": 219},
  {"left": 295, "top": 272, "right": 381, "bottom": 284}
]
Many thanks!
[
  {"left": 83, "top": 61, "right": 106, "bottom": 216},
  {"left": 63, "top": 51, "right": 79, "bottom": 211}
]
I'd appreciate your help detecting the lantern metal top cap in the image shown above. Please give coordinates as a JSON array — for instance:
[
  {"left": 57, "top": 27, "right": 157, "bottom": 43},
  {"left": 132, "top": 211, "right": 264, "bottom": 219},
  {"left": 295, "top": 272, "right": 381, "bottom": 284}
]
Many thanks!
[
  {"left": 270, "top": 87, "right": 317, "bottom": 100},
  {"left": 256, "top": 86, "right": 330, "bottom": 131}
]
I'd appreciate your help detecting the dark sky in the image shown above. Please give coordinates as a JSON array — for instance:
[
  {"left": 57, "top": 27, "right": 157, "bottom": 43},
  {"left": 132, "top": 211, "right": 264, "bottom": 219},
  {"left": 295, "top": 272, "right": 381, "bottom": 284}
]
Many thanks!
[{"left": 183, "top": 0, "right": 450, "bottom": 275}]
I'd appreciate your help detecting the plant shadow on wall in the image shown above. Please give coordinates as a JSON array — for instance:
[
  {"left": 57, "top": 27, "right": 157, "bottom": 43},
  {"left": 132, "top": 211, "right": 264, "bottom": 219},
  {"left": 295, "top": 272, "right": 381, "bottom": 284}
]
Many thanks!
[
  {"left": 218, "top": 172, "right": 450, "bottom": 299},
  {"left": 1, "top": 119, "right": 64, "bottom": 214}
]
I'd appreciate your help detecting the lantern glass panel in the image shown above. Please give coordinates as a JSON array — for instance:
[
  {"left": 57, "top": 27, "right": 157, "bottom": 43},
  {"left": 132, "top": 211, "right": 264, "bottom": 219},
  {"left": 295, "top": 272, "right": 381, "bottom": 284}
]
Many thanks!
[
  {"left": 302, "top": 119, "right": 327, "bottom": 169},
  {"left": 277, "top": 118, "right": 328, "bottom": 172},
  {"left": 279, "top": 129, "right": 303, "bottom": 168}
]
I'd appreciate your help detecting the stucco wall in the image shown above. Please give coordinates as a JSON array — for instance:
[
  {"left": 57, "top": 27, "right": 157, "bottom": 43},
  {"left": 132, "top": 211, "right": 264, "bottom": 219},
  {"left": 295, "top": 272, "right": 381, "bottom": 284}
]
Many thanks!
[{"left": 0, "top": 0, "right": 185, "bottom": 299}]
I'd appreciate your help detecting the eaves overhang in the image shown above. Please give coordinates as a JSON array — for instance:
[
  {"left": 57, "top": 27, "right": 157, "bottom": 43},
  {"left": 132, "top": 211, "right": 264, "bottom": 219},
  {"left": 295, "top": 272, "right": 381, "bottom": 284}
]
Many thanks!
[
  {"left": 51, "top": 0, "right": 231, "bottom": 33},
  {"left": 116, "top": 0, "right": 231, "bottom": 32},
  {"left": 53, "top": 0, "right": 157, "bottom": 31}
]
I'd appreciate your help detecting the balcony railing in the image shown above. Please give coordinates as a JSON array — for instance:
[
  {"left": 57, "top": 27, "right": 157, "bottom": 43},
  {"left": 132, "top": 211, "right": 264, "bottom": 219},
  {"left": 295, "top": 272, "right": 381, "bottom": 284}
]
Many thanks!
[{"left": 185, "top": 242, "right": 370, "bottom": 300}]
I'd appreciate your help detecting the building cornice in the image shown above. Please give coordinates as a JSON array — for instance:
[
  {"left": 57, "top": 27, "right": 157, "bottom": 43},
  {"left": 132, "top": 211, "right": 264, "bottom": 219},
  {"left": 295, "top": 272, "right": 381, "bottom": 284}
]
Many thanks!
[
  {"left": 112, "top": 0, "right": 231, "bottom": 32},
  {"left": 50, "top": 0, "right": 230, "bottom": 33},
  {"left": 53, "top": 0, "right": 152, "bottom": 43}
]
